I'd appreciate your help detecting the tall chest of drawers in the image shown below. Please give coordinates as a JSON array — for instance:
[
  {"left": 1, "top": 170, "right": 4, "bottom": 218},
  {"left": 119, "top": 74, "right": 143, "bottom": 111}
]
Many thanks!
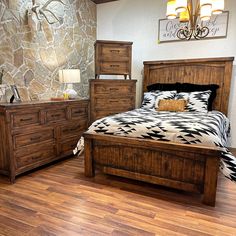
[
  {"left": 90, "top": 79, "right": 136, "bottom": 123},
  {"left": 0, "top": 99, "right": 89, "bottom": 182},
  {"left": 95, "top": 40, "right": 133, "bottom": 79}
]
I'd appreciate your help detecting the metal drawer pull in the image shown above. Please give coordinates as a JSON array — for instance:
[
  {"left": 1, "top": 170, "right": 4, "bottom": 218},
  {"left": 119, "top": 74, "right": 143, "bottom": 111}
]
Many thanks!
[
  {"left": 110, "top": 50, "right": 120, "bottom": 53},
  {"left": 110, "top": 88, "right": 119, "bottom": 91},
  {"left": 110, "top": 100, "right": 119, "bottom": 103},
  {"left": 51, "top": 114, "right": 62, "bottom": 118},
  {"left": 74, "top": 125, "right": 82, "bottom": 130},
  {"left": 32, "top": 154, "right": 42, "bottom": 160},
  {"left": 74, "top": 111, "right": 82, "bottom": 114},
  {"left": 63, "top": 125, "right": 81, "bottom": 133},
  {"left": 20, "top": 118, "right": 33, "bottom": 122},
  {"left": 110, "top": 65, "right": 120, "bottom": 68},
  {"left": 30, "top": 136, "right": 41, "bottom": 141}
]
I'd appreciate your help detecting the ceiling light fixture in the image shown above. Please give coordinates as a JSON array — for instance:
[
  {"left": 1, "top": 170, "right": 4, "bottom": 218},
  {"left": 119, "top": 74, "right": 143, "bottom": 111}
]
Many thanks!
[{"left": 166, "top": 0, "right": 225, "bottom": 40}]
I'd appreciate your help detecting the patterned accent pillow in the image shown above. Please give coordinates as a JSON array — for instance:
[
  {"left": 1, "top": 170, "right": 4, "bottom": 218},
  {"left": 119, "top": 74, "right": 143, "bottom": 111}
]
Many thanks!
[
  {"left": 157, "top": 99, "right": 187, "bottom": 112},
  {"left": 141, "top": 91, "right": 177, "bottom": 109},
  {"left": 175, "top": 90, "right": 212, "bottom": 112}
]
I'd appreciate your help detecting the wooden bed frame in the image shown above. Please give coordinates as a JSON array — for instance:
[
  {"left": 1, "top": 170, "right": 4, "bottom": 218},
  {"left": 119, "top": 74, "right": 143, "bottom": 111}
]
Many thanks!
[{"left": 84, "top": 57, "right": 234, "bottom": 206}]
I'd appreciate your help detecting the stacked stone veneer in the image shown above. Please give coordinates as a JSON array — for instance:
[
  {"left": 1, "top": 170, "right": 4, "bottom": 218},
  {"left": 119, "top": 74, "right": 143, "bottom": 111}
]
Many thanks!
[{"left": 0, "top": 0, "right": 96, "bottom": 101}]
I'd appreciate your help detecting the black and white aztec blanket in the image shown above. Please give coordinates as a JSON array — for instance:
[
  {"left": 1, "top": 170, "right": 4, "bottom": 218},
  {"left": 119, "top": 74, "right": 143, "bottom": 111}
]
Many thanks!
[{"left": 74, "top": 109, "right": 236, "bottom": 182}]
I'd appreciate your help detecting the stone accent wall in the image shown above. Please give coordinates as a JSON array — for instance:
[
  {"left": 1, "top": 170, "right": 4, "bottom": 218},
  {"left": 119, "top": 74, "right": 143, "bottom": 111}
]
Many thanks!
[{"left": 0, "top": 0, "right": 96, "bottom": 101}]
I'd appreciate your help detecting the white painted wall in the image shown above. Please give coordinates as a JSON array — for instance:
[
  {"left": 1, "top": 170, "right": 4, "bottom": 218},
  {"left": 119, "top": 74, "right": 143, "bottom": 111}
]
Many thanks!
[{"left": 97, "top": 0, "right": 236, "bottom": 147}]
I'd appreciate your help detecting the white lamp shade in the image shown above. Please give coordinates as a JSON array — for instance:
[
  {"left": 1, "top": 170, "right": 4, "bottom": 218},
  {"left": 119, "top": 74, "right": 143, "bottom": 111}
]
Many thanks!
[
  {"left": 212, "top": 0, "right": 224, "bottom": 14},
  {"left": 59, "top": 69, "right": 81, "bottom": 84},
  {"left": 200, "top": 0, "right": 212, "bottom": 7},
  {"left": 166, "top": 0, "right": 177, "bottom": 19},
  {"left": 200, "top": 4, "right": 212, "bottom": 21},
  {"left": 175, "top": 0, "right": 187, "bottom": 13}
]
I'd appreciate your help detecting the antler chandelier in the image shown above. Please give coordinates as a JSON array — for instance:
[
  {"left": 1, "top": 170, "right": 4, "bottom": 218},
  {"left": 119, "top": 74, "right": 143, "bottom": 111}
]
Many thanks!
[{"left": 166, "top": 0, "right": 225, "bottom": 40}]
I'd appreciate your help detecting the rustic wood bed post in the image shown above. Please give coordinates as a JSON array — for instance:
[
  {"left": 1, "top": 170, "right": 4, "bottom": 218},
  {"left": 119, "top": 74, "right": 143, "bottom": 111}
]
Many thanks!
[
  {"left": 84, "top": 137, "right": 94, "bottom": 177},
  {"left": 202, "top": 156, "right": 220, "bottom": 206}
]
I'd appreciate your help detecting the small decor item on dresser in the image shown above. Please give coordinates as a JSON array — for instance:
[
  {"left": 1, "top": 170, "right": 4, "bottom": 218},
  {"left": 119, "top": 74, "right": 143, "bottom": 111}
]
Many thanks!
[
  {"left": 10, "top": 85, "right": 21, "bottom": 103},
  {"left": 0, "top": 69, "right": 3, "bottom": 84},
  {"left": 0, "top": 85, "right": 7, "bottom": 103},
  {"left": 59, "top": 69, "right": 81, "bottom": 99}
]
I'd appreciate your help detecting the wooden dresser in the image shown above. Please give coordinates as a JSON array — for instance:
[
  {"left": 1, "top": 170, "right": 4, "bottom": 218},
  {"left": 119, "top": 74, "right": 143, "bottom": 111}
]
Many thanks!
[
  {"left": 90, "top": 79, "right": 136, "bottom": 123},
  {"left": 95, "top": 40, "right": 133, "bottom": 79},
  {"left": 0, "top": 99, "right": 89, "bottom": 182}
]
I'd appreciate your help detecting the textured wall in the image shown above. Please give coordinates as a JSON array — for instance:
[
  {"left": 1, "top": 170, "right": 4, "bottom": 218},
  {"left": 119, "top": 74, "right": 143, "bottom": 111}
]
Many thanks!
[{"left": 0, "top": 0, "right": 96, "bottom": 101}]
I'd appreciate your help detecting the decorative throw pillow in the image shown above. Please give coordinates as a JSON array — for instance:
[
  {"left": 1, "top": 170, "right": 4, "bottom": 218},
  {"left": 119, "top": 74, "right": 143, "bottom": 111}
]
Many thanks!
[
  {"left": 141, "top": 91, "right": 177, "bottom": 109},
  {"left": 157, "top": 99, "right": 187, "bottom": 112},
  {"left": 178, "top": 83, "right": 219, "bottom": 111},
  {"left": 141, "top": 91, "right": 159, "bottom": 109},
  {"left": 175, "top": 90, "right": 211, "bottom": 112}
]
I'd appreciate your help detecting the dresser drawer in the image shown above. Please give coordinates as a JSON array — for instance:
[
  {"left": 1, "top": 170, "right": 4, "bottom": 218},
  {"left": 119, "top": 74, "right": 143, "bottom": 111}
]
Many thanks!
[
  {"left": 59, "top": 138, "right": 79, "bottom": 157},
  {"left": 46, "top": 108, "right": 67, "bottom": 123},
  {"left": 60, "top": 120, "right": 87, "bottom": 138},
  {"left": 14, "top": 128, "right": 55, "bottom": 148},
  {"left": 15, "top": 144, "right": 56, "bottom": 169},
  {"left": 94, "top": 97, "right": 134, "bottom": 109},
  {"left": 101, "top": 45, "right": 129, "bottom": 59},
  {"left": 94, "top": 83, "right": 135, "bottom": 95},
  {"left": 99, "top": 62, "right": 128, "bottom": 75},
  {"left": 11, "top": 111, "right": 41, "bottom": 128},
  {"left": 71, "top": 106, "right": 88, "bottom": 119}
]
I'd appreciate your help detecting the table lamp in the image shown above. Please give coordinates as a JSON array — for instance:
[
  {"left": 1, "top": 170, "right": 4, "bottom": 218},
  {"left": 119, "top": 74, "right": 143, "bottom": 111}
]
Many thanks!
[{"left": 59, "top": 69, "right": 81, "bottom": 99}]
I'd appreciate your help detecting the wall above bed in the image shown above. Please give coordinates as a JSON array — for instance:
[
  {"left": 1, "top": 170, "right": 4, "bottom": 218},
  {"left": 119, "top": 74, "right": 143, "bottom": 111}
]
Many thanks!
[
  {"left": 0, "top": 0, "right": 96, "bottom": 101},
  {"left": 97, "top": 0, "right": 236, "bottom": 147}
]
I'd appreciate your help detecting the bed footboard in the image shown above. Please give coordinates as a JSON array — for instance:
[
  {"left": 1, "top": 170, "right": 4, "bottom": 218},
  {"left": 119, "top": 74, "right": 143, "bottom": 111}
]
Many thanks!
[{"left": 84, "top": 133, "right": 221, "bottom": 206}]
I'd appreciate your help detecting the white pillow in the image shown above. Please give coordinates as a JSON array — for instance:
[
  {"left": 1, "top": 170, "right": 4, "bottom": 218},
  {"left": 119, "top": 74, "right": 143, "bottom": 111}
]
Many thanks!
[
  {"left": 141, "top": 91, "right": 177, "bottom": 109},
  {"left": 175, "top": 90, "right": 211, "bottom": 112}
]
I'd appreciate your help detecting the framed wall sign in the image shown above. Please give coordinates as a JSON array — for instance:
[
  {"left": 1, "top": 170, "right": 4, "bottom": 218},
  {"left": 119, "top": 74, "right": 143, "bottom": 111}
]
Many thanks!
[
  {"left": 158, "top": 11, "right": 229, "bottom": 43},
  {"left": 10, "top": 85, "right": 21, "bottom": 103}
]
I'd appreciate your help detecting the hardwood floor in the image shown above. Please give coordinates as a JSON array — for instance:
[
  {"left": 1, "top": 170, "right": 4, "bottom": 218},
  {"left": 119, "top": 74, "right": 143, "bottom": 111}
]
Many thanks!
[{"left": 0, "top": 154, "right": 236, "bottom": 236}]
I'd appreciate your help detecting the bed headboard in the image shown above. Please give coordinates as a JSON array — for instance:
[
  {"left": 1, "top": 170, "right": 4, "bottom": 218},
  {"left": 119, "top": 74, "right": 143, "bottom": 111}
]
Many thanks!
[{"left": 143, "top": 57, "right": 234, "bottom": 115}]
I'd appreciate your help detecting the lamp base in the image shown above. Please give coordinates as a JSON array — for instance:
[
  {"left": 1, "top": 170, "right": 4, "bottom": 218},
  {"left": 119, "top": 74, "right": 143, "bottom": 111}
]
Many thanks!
[{"left": 64, "top": 88, "right": 78, "bottom": 99}]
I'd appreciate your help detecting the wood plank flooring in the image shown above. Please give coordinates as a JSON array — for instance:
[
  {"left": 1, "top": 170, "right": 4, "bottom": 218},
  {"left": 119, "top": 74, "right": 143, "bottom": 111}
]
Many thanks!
[{"left": 0, "top": 154, "right": 236, "bottom": 236}]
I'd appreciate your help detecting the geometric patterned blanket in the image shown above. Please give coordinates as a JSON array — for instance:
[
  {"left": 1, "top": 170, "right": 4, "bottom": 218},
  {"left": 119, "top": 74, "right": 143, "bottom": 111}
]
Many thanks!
[{"left": 75, "top": 108, "right": 236, "bottom": 182}]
